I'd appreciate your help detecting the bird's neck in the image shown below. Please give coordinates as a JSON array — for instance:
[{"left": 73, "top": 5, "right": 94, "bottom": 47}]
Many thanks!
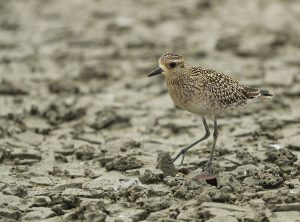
[{"left": 165, "top": 67, "right": 191, "bottom": 85}]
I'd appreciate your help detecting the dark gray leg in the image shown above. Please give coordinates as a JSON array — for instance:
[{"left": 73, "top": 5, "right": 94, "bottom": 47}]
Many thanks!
[
  {"left": 170, "top": 117, "right": 210, "bottom": 164},
  {"left": 206, "top": 118, "right": 218, "bottom": 174}
]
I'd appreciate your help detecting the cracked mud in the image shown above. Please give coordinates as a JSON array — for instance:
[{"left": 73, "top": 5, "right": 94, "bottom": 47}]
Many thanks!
[{"left": 0, "top": 0, "right": 300, "bottom": 221}]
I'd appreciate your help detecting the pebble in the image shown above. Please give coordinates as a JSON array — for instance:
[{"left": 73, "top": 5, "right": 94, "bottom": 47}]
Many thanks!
[
  {"left": 30, "top": 177, "right": 54, "bottom": 186},
  {"left": 201, "top": 202, "right": 252, "bottom": 212},
  {"left": 273, "top": 203, "right": 300, "bottom": 211},
  {"left": 267, "top": 211, "right": 300, "bottom": 222},
  {"left": 30, "top": 196, "right": 51, "bottom": 207},
  {"left": 3, "top": 185, "right": 28, "bottom": 198},
  {"left": 138, "top": 168, "right": 164, "bottom": 184},
  {"left": 257, "top": 172, "right": 284, "bottom": 189},
  {"left": 105, "top": 156, "right": 143, "bottom": 171},
  {"left": 23, "top": 207, "right": 56, "bottom": 221},
  {"left": 62, "top": 188, "right": 93, "bottom": 198},
  {"left": 10, "top": 149, "right": 42, "bottom": 161},
  {"left": 13, "top": 131, "right": 44, "bottom": 146},
  {"left": 75, "top": 144, "right": 96, "bottom": 160},
  {"left": 231, "top": 164, "right": 260, "bottom": 180},
  {"left": 208, "top": 215, "right": 238, "bottom": 222},
  {"left": 113, "top": 178, "right": 143, "bottom": 191},
  {"left": 83, "top": 171, "right": 124, "bottom": 190},
  {"left": 138, "top": 197, "right": 170, "bottom": 213},
  {"left": 243, "top": 176, "right": 259, "bottom": 187},
  {"left": 156, "top": 152, "right": 177, "bottom": 177},
  {"left": 0, "top": 208, "right": 22, "bottom": 220}
]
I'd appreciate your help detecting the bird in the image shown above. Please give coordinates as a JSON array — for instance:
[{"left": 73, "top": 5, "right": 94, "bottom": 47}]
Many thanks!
[{"left": 148, "top": 52, "right": 272, "bottom": 174}]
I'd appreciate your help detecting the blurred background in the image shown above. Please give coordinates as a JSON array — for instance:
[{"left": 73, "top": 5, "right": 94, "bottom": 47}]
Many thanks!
[{"left": 0, "top": 0, "right": 299, "bottom": 221}]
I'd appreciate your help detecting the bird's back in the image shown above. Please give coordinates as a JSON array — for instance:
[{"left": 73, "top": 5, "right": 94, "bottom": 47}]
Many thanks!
[{"left": 168, "top": 66, "right": 272, "bottom": 117}]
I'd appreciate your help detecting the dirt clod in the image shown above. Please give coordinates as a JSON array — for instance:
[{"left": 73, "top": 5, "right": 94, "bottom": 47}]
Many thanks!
[{"left": 105, "top": 156, "right": 143, "bottom": 171}]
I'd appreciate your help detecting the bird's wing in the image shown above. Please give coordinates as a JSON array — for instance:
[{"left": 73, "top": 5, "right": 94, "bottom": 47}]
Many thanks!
[{"left": 199, "top": 69, "right": 260, "bottom": 106}]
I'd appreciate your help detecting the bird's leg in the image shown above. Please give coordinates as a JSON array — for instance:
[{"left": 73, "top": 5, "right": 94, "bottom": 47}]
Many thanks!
[
  {"left": 170, "top": 117, "right": 210, "bottom": 165},
  {"left": 204, "top": 118, "right": 218, "bottom": 174}
]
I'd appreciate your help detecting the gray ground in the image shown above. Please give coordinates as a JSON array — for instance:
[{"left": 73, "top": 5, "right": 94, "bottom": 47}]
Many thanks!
[{"left": 0, "top": 0, "right": 300, "bottom": 221}]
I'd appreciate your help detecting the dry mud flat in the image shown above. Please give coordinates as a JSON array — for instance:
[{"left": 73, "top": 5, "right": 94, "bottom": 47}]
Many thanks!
[{"left": 0, "top": 0, "right": 300, "bottom": 221}]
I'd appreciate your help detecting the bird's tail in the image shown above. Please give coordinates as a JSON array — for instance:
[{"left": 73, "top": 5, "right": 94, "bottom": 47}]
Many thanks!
[
  {"left": 259, "top": 89, "right": 272, "bottom": 99},
  {"left": 243, "top": 86, "right": 272, "bottom": 100}
]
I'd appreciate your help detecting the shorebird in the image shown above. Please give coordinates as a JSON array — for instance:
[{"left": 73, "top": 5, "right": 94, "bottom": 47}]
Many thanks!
[{"left": 148, "top": 53, "right": 272, "bottom": 174}]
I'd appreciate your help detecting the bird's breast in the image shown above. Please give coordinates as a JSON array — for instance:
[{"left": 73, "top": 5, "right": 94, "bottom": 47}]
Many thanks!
[{"left": 166, "top": 78, "right": 207, "bottom": 114}]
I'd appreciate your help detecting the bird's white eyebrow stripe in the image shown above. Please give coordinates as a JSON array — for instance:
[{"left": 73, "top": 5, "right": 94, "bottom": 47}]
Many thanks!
[{"left": 168, "top": 60, "right": 182, "bottom": 63}]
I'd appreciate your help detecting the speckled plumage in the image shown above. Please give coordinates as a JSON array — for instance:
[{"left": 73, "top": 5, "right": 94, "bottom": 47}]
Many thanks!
[
  {"left": 161, "top": 54, "right": 269, "bottom": 117},
  {"left": 148, "top": 53, "right": 272, "bottom": 172}
]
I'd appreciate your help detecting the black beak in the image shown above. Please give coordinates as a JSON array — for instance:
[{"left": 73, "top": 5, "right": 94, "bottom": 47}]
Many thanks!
[{"left": 148, "top": 67, "right": 163, "bottom": 77}]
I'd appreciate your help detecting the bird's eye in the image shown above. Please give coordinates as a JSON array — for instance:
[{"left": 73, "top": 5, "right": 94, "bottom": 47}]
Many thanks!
[{"left": 169, "top": 62, "right": 176, "bottom": 68}]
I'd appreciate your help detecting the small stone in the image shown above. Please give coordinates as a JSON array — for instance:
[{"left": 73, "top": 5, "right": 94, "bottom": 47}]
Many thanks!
[
  {"left": 0, "top": 193, "right": 22, "bottom": 209},
  {"left": 273, "top": 203, "right": 300, "bottom": 211},
  {"left": 249, "top": 198, "right": 265, "bottom": 208},
  {"left": 31, "top": 196, "right": 52, "bottom": 207},
  {"left": 54, "top": 154, "right": 68, "bottom": 163},
  {"left": 243, "top": 176, "right": 259, "bottom": 187},
  {"left": 138, "top": 197, "right": 170, "bottom": 212},
  {"left": 231, "top": 164, "right": 260, "bottom": 180},
  {"left": 208, "top": 215, "right": 238, "bottom": 222},
  {"left": 54, "top": 145, "right": 75, "bottom": 155},
  {"left": 23, "top": 117, "right": 51, "bottom": 131},
  {"left": 156, "top": 152, "right": 177, "bottom": 177},
  {"left": 267, "top": 211, "right": 300, "bottom": 222},
  {"left": 50, "top": 181, "right": 83, "bottom": 192},
  {"left": 23, "top": 207, "right": 56, "bottom": 221},
  {"left": 265, "top": 148, "right": 297, "bottom": 168},
  {"left": 217, "top": 173, "right": 242, "bottom": 192},
  {"left": 114, "top": 209, "right": 147, "bottom": 222},
  {"left": 0, "top": 208, "right": 21, "bottom": 220},
  {"left": 96, "top": 155, "right": 115, "bottom": 167},
  {"left": 48, "top": 79, "right": 80, "bottom": 94},
  {"left": 0, "top": 145, "right": 7, "bottom": 163},
  {"left": 3, "top": 185, "right": 28, "bottom": 197},
  {"left": 13, "top": 158, "right": 41, "bottom": 165},
  {"left": 105, "top": 156, "right": 143, "bottom": 171},
  {"left": 196, "top": 193, "right": 212, "bottom": 205},
  {"left": 178, "top": 207, "right": 200, "bottom": 220},
  {"left": 210, "top": 191, "right": 234, "bottom": 203},
  {"left": 91, "top": 108, "right": 128, "bottom": 130},
  {"left": 84, "top": 211, "right": 106, "bottom": 222},
  {"left": 163, "top": 176, "right": 187, "bottom": 187},
  {"left": 30, "top": 177, "right": 54, "bottom": 186},
  {"left": 75, "top": 145, "right": 96, "bottom": 160},
  {"left": 10, "top": 149, "right": 42, "bottom": 161},
  {"left": 218, "top": 160, "right": 237, "bottom": 171},
  {"left": 62, "top": 188, "right": 93, "bottom": 198},
  {"left": 13, "top": 131, "right": 44, "bottom": 146},
  {"left": 0, "top": 80, "right": 28, "bottom": 95},
  {"left": 236, "top": 150, "right": 258, "bottom": 165},
  {"left": 148, "top": 184, "right": 170, "bottom": 196},
  {"left": 138, "top": 168, "right": 164, "bottom": 184},
  {"left": 83, "top": 171, "right": 124, "bottom": 191},
  {"left": 113, "top": 178, "right": 143, "bottom": 191},
  {"left": 201, "top": 202, "right": 252, "bottom": 212}
]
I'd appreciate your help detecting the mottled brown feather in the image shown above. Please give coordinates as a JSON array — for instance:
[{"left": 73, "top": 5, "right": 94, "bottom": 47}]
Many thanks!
[
  {"left": 190, "top": 67, "right": 260, "bottom": 108},
  {"left": 156, "top": 53, "right": 271, "bottom": 116}
]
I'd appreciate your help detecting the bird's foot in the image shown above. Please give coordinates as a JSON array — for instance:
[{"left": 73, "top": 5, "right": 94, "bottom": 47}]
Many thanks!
[
  {"left": 202, "top": 161, "right": 214, "bottom": 175},
  {"left": 169, "top": 149, "right": 187, "bottom": 165}
]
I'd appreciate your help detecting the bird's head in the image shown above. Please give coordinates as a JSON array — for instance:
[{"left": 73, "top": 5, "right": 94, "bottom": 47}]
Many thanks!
[{"left": 148, "top": 53, "right": 185, "bottom": 77}]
